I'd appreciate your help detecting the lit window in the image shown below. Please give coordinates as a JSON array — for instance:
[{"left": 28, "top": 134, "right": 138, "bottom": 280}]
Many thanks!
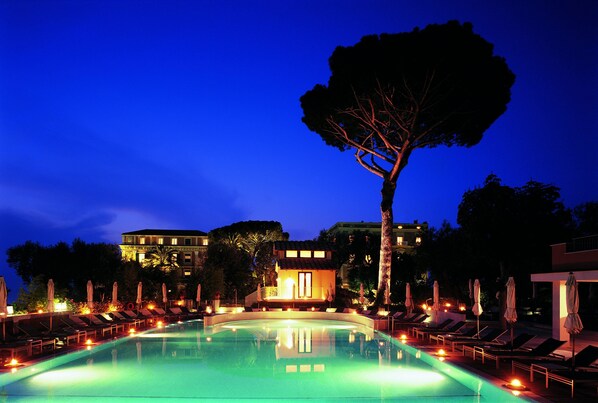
[
  {"left": 416, "top": 237, "right": 422, "bottom": 245},
  {"left": 172, "top": 253, "right": 178, "bottom": 263},
  {"left": 300, "top": 250, "right": 311, "bottom": 258},
  {"left": 171, "top": 238, "right": 178, "bottom": 245},
  {"left": 286, "top": 250, "right": 298, "bottom": 258},
  {"left": 314, "top": 251, "right": 325, "bottom": 258},
  {"left": 158, "top": 238, "right": 164, "bottom": 245},
  {"left": 202, "top": 238, "right": 209, "bottom": 246},
  {"left": 397, "top": 236, "right": 404, "bottom": 246},
  {"left": 184, "top": 269, "right": 192, "bottom": 277},
  {"left": 184, "top": 253, "right": 191, "bottom": 263},
  {"left": 138, "top": 253, "right": 145, "bottom": 263},
  {"left": 140, "top": 237, "right": 146, "bottom": 245}
]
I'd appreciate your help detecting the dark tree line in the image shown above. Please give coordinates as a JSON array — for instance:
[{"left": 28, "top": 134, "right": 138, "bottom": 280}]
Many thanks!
[{"left": 327, "top": 175, "right": 597, "bottom": 320}]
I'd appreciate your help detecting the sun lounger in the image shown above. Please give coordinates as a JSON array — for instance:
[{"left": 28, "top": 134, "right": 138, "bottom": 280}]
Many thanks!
[
  {"left": 430, "top": 325, "right": 482, "bottom": 344},
  {"left": 512, "top": 345, "right": 598, "bottom": 397},
  {"left": 471, "top": 337, "right": 566, "bottom": 369},
  {"left": 442, "top": 328, "right": 508, "bottom": 352},
  {"left": 71, "top": 315, "right": 114, "bottom": 338},
  {"left": 408, "top": 318, "right": 453, "bottom": 337},
  {"left": 412, "top": 320, "right": 465, "bottom": 340},
  {"left": 462, "top": 332, "right": 536, "bottom": 358}
]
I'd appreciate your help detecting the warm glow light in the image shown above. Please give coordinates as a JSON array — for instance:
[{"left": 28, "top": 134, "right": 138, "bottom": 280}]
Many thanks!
[
  {"left": 422, "top": 304, "right": 428, "bottom": 310},
  {"left": 129, "top": 328, "right": 136, "bottom": 334},
  {"left": 206, "top": 337, "right": 212, "bottom": 342},
  {"left": 262, "top": 307, "right": 266, "bottom": 311},
  {"left": 510, "top": 379, "right": 522, "bottom": 388},
  {"left": 400, "top": 334, "right": 407, "bottom": 341},
  {"left": 206, "top": 306, "right": 212, "bottom": 314},
  {"left": 311, "top": 307, "right": 315, "bottom": 311},
  {"left": 437, "top": 349, "right": 447, "bottom": 356},
  {"left": 157, "top": 321, "right": 164, "bottom": 328},
  {"left": 147, "top": 304, "right": 155, "bottom": 310},
  {"left": 444, "top": 303, "right": 451, "bottom": 307},
  {"left": 85, "top": 339, "right": 93, "bottom": 345},
  {"left": 37, "top": 309, "right": 43, "bottom": 314},
  {"left": 7, "top": 358, "right": 18, "bottom": 367}
]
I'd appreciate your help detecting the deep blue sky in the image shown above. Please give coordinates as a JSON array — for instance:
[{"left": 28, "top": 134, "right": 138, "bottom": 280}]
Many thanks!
[{"left": 1, "top": 0, "right": 597, "bottom": 301}]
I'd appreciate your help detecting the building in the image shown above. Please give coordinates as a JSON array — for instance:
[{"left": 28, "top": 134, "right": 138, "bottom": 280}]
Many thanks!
[
  {"left": 119, "top": 229, "right": 209, "bottom": 278},
  {"left": 248, "top": 241, "right": 337, "bottom": 307},
  {"left": 531, "top": 235, "right": 598, "bottom": 341},
  {"left": 327, "top": 220, "right": 427, "bottom": 253}
]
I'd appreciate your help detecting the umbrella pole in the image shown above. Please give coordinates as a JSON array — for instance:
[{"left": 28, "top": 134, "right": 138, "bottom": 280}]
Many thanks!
[
  {"left": 510, "top": 323, "right": 514, "bottom": 352},
  {"left": 571, "top": 334, "right": 576, "bottom": 371}
]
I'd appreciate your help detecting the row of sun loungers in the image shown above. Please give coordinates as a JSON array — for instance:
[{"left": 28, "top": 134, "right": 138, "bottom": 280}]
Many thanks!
[
  {"left": 393, "top": 313, "right": 598, "bottom": 398},
  {"left": 1, "top": 307, "right": 202, "bottom": 365}
]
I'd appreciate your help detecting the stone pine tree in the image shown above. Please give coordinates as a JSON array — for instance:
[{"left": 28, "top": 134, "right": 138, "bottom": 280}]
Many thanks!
[{"left": 300, "top": 21, "right": 515, "bottom": 305}]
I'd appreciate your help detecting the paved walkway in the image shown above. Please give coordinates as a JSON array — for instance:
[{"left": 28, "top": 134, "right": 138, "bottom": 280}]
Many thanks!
[{"left": 391, "top": 321, "right": 598, "bottom": 402}]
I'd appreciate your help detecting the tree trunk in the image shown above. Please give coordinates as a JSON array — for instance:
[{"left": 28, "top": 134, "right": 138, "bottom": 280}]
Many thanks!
[{"left": 376, "top": 178, "right": 396, "bottom": 306}]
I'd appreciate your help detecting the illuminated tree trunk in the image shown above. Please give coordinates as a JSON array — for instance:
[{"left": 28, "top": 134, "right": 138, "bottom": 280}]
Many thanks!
[{"left": 377, "top": 179, "right": 396, "bottom": 304}]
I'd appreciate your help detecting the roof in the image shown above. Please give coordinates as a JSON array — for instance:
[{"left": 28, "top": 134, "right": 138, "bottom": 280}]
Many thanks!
[
  {"left": 274, "top": 241, "right": 333, "bottom": 251},
  {"left": 122, "top": 229, "right": 207, "bottom": 236},
  {"left": 277, "top": 258, "right": 337, "bottom": 270}
]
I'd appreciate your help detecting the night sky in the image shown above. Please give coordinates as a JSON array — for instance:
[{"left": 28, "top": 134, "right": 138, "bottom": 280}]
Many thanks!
[{"left": 1, "top": 0, "right": 597, "bottom": 301}]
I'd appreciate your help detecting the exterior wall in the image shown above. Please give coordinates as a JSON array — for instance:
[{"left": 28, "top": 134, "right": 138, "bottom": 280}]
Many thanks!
[
  {"left": 551, "top": 241, "right": 598, "bottom": 272},
  {"left": 276, "top": 268, "right": 336, "bottom": 301}
]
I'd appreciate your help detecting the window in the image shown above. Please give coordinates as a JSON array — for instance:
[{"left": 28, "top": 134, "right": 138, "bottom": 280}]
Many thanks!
[
  {"left": 172, "top": 253, "right": 178, "bottom": 263},
  {"left": 138, "top": 253, "right": 145, "bottom": 263},
  {"left": 184, "top": 253, "right": 191, "bottom": 263},
  {"left": 314, "top": 251, "right": 325, "bottom": 258},
  {"left": 171, "top": 238, "right": 178, "bottom": 245},
  {"left": 140, "top": 237, "right": 146, "bottom": 245},
  {"left": 298, "top": 272, "right": 312, "bottom": 297},
  {"left": 300, "top": 250, "right": 311, "bottom": 258},
  {"left": 286, "top": 250, "right": 298, "bottom": 258},
  {"left": 415, "top": 237, "right": 422, "bottom": 245},
  {"left": 185, "top": 238, "right": 191, "bottom": 246},
  {"left": 158, "top": 238, "right": 164, "bottom": 245},
  {"left": 202, "top": 238, "right": 209, "bottom": 246},
  {"left": 184, "top": 269, "right": 192, "bottom": 277},
  {"left": 397, "top": 236, "right": 404, "bottom": 246}
]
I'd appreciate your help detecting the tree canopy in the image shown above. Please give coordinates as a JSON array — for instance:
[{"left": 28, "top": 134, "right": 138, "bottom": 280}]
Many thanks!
[{"left": 300, "top": 21, "right": 515, "bottom": 303}]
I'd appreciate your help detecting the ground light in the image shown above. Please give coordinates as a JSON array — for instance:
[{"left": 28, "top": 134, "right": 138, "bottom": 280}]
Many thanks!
[{"left": 503, "top": 378, "right": 528, "bottom": 396}]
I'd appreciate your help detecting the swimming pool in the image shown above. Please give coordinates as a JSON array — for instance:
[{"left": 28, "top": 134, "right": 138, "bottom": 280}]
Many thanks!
[{"left": 1, "top": 318, "right": 531, "bottom": 401}]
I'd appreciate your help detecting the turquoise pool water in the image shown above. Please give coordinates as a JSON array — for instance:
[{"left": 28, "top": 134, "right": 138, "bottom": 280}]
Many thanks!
[{"left": 1, "top": 319, "right": 530, "bottom": 402}]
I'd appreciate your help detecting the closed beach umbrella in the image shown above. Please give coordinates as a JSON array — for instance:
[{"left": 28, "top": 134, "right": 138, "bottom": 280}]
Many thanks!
[
  {"left": 472, "top": 279, "right": 483, "bottom": 337},
  {"left": 136, "top": 282, "right": 143, "bottom": 307},
  {"left": 256, "top": 283, "right": 262, "bottom": 302},
  {"left": 1, "top": 276, "right": 7, "bottom": 340},
  {"left": 432, "top": 281, "right": 440, "bottom": 311},
  {"left": 468, "top": 278, "right": 473, "bottom": 306},
  {"left": 87, "top": 280, "right": 94, "bottom": 310},
  {"left": 162, "top": 283, "right": 168, "bottom": 306},
  {"left": 47, "top": 279, "right": 55, "bottom": 313},
  {"left": 504, "top": 277, "right": 517, "bottom": 349},
  {"left": 47, "top": 278, "right": 55, "bottom": 331},
  {"left": 405, "top": 283, "right": 413, "bottom": 314},
  {"left": 359, "top": 283, "right": 365, "bottom": 306},
  {"left": 112, "top": 282, "right": 118, "bottom": 306},
  {"left": 564, "top": 272, "right": 583, "bottom": 368}
]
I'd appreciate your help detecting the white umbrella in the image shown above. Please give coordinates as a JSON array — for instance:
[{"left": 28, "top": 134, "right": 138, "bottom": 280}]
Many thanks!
[
  {"left": 359, "top": 283, "right": 365, "bottom": 306},
  {"left": 432, "top": 281, "right": 440, "bottom": 323},
  {"left": 136, "top": 282, "right": 143, "bottom": 308},
  {"left": 0, "top": 276, "right": 7, "bottom": 341},
  {"left": 468, "top": 278, "right": 473, "bottom": 306},
  {"left": 47, "top": 279, "right": 55, "bottom": 331},
  {"left": 564, "top": 272, "right": 583, "bottom": 369},
  {"left": 112, "top": 282, "right": 118, "bottom": 306},
  {"left": 472, "top": 279, "right": 483, "bottom": 337},
  {"left": 196, "top": 284, "right": 202, "bottom": 309},
  {"left": 405, "top": 283, "right": 413, "bottom": 314},
  {"left": 87, "top": 280, "right": 94, "bottom": 311},
  {"left": 504, "top": 277, "right": 517, "bottom": 349},
  {"left": 162, "top": 283, "right": 168, "bottom": 307}
]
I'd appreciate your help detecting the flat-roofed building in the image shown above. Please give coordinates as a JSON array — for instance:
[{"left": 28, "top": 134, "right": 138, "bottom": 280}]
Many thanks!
[{"left": 120, "top": 229, "right": 208, "bottom": 278}]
